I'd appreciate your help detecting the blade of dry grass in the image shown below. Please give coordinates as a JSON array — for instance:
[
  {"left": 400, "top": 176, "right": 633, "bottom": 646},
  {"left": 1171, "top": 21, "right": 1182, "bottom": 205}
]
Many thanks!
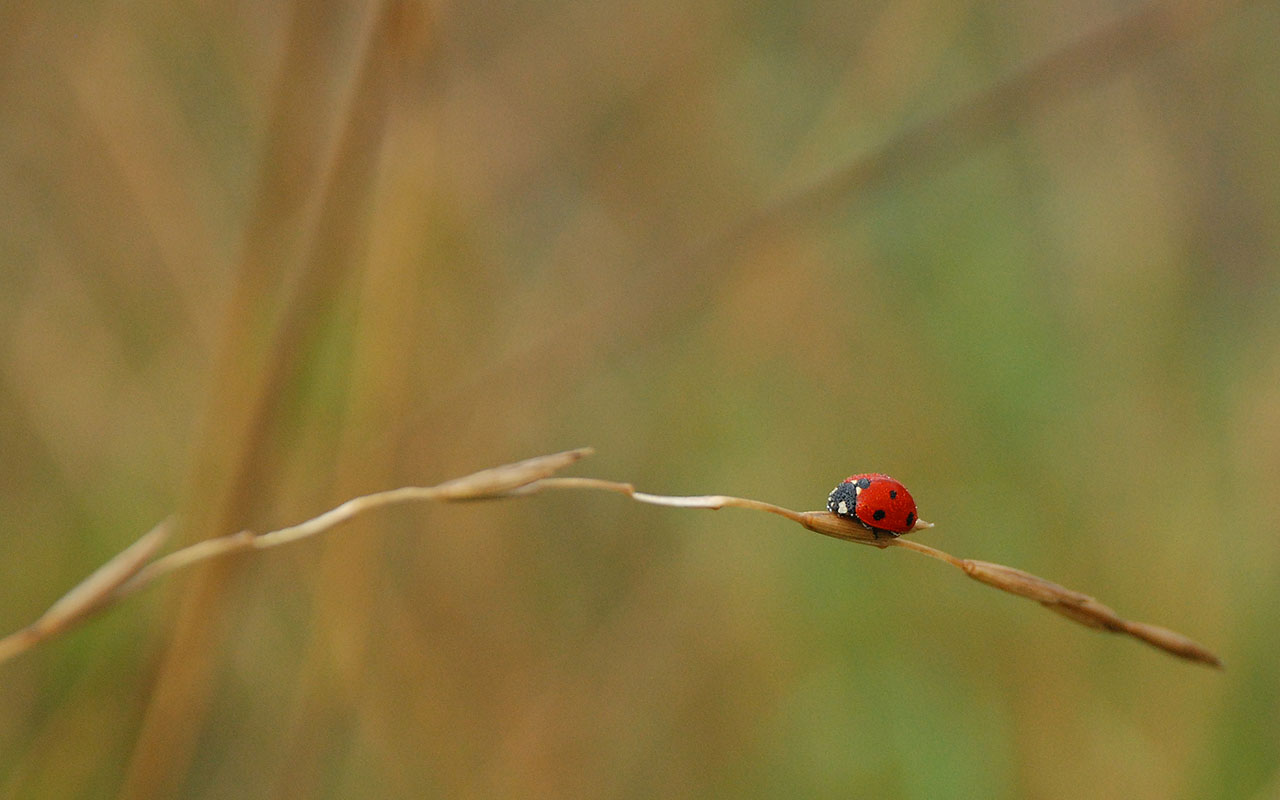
[
  {"left": 0, "top": 519, "right": 170, "bottom": 664},
  {"left": 889, "top": 539, "right": 1222, "bottom": 667},
  {"left": 0, "top": 446, "right": 1219, "bottom": 669},
  {"left": 0, "top": 449, "right": 592, "bottom": 664}
]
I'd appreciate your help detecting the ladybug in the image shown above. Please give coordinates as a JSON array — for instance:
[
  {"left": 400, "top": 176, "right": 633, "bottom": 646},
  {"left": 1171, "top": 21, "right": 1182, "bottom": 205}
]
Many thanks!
[{"left": 826, "top": 473, "right": 918, "bottom": 537}]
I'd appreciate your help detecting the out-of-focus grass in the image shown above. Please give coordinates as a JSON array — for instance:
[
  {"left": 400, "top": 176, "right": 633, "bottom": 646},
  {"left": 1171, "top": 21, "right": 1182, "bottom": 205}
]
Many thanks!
[{"left": 2, "top": 0, "right": 1278, "bottom": 797}]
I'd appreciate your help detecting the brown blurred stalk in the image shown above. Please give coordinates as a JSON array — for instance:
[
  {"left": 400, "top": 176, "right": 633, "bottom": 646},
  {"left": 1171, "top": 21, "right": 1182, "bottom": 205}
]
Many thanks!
[{"left": 119, "top": 3, "right": 423, "bottom": 798}]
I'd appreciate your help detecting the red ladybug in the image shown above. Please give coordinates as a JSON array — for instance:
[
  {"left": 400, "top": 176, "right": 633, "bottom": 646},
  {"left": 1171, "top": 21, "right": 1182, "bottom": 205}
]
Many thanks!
[{"left": 826, "top": 473, "right": 918, "bottom": 537}]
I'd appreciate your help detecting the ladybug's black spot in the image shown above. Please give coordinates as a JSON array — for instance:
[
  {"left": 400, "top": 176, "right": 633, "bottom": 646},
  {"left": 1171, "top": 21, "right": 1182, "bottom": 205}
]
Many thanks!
[
  {"left": 856, "top": 477, "right": 871, "bottom": 489},
  {"left": 872, "top": 509, "right": 886, "bottom": 521},
  {"left": 905, "top": 512, "right": 915, "bottom": 527},
  {"left": 889, "top": 490, "right": 897, "bottom": 499}
]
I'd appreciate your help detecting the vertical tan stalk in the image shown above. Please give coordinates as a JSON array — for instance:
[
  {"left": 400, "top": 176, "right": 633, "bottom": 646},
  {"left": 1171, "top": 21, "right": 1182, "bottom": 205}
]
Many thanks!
[{"left": 120, "top": 4, "right": 407, "bottom": 798}]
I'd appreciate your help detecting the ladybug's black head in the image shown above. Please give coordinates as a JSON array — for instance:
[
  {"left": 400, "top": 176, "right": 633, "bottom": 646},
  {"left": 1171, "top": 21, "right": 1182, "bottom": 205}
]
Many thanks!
[{"left": 826, "top": 481, "right": 861, "bottom": 520}]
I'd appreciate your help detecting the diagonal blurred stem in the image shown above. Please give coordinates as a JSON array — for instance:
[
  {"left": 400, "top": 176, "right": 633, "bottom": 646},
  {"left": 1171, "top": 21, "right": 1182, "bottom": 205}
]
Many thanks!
[
  {"left": 732, "top": 0, "right": 1250, "bottom": 237},
  {"left": 422, "top": 0, "right": 1254, "bottom": 420}
]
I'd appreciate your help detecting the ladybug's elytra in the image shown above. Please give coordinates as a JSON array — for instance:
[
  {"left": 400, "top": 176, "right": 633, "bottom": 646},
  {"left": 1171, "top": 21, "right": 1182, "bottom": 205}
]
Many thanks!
[{"left": 826, "top": 473, "right": 918, "bottom": 537}]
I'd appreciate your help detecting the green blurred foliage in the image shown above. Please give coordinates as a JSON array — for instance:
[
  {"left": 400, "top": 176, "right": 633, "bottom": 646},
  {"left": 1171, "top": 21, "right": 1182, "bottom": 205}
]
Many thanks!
[{"left": 1, "top": 0, "right": 1278, "bottom": 797}]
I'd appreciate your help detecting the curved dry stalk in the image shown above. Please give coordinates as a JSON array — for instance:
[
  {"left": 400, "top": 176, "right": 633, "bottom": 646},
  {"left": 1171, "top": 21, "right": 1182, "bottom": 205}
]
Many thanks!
[
  {"left": 0, "top": 447, "right": 1220, "bottom": 668},
  {"left": 0, "top": 448, "right": 593, "bottom": 664},
  {"left": 508, "top": 477, "right": 811, "bottom": 523},
  {"left": 520, "top": 478, "right": 1219, "bottom": 667},
  {"left": 0, "top": 519, "right": 172, "bottom": 664},
  {"left": 888, "top": 539, "right": 1222, "bottom": 667}
]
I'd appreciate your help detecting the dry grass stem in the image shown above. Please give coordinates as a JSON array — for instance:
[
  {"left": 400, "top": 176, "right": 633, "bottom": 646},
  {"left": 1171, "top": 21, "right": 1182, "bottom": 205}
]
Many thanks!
[
  {"left": 0, "top": 448, "right": 591, "bottom": 664},
  {"left": 0, "top": 519, "right": 171, "bottom": 664},
  {"left": 889, "top": 540, "right": 1222, "bottom": 667},
  {"left": 0, "top": 448, "right": 1219, "bottom": 668}
]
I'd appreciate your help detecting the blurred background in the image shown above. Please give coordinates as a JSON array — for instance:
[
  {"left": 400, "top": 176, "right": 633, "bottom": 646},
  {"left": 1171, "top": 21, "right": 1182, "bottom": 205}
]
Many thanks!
[{"left": 1, "top": 0, "right": 1277, "bottom": 797}]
